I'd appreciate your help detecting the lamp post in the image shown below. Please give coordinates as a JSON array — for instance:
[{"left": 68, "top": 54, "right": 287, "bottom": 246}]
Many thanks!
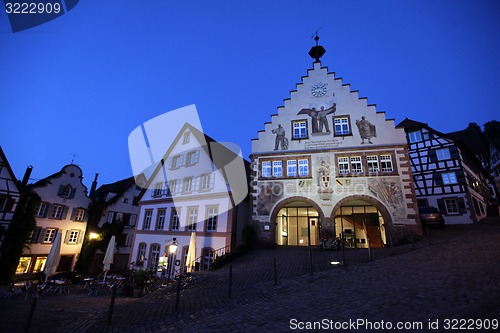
[{"left": 167, "top": 238, "right": 178, "bottom": 281}]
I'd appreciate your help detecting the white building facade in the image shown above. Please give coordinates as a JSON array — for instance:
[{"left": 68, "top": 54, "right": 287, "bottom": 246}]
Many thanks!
[
  {"left": 0, "top": 147, "right": 21, "bottom": 255},
  {"left": 16, "top": 164, "right": 91, "bottom": 276},
  {"left": 251, "top": 42, "right": 421, "bottom": 248},
  {"left": 131, "top": 124, "right": 248, "bottom": 274}
]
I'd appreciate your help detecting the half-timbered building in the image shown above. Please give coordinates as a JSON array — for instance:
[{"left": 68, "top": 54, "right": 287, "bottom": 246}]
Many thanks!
[
  {"left": 250, "top": 39, "right": 421, "bottom": 248},
  {"left": 0, "top": 147, "right": 21, "bottom": 255},
  {"left": 396, "top": 118, "right": 490, "bottom": 224}
]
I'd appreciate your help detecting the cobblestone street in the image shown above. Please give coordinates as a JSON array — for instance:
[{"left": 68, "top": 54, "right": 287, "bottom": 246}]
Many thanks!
[{"left": 1, "top": 218, "right": 499, "bottom": 332}]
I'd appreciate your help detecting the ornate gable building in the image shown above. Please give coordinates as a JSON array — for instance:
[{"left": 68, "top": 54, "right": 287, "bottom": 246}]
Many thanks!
[{"left": 250, "top": 39, "right": 421, "bottom": 248}]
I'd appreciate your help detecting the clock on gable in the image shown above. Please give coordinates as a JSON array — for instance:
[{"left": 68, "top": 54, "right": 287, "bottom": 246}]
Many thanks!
[{"left": 311, "top": 83, "right": 327, "bottom": 97}]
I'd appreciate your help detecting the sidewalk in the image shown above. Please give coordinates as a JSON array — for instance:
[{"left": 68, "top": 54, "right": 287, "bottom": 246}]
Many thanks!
[{"left": 1, "top": 218, "right": 499, "bottom": 332}]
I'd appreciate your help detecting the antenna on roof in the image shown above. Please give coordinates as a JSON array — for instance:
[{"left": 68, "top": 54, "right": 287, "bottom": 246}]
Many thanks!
[{"left": 69, "top": 153, "right": 78, "bottom": 165}]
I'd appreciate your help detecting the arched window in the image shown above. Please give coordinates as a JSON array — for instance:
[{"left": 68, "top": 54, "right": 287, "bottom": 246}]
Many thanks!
[{"left": 148, "top": 243, "right": 161, "bottom": 272}]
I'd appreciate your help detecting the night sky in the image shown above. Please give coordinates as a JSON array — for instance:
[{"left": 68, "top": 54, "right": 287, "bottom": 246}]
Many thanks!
[{"left": 1, "top": 0, "right": 499, "bottom": 189}]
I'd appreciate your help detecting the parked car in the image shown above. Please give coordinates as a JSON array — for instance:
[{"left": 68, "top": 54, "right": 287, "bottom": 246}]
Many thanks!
[{"left": 419, "top": 207, "right": 444, "bottom": 227}]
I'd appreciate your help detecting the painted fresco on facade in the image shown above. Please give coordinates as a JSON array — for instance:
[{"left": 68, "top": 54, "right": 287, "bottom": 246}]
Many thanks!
[
  {"left": 368, "top": 178, "right": 405, "bottom": 218},
  {"left": 256, "top": 182, "right": 284, "bottom": 215},
  {"left": 356, "top": 116, "right": 377, "bottom": 144},
  {"left": 298, "top": 101, "right": 336, "bottom": 135},
  {"left": 316, "top": 156, "right": 333, "bottom": 200}
]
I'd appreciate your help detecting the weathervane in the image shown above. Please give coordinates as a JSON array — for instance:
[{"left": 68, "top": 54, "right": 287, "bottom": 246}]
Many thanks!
[{"left": 69, "top": 153, "right": 78, "bottom": 165}]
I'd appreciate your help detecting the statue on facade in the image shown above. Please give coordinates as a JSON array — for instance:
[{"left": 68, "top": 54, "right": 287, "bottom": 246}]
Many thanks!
[
  {"left": 272, "top": 124, "right": 288, "bottom": 150},
  {"left": 355, "top": 116, "right": 376, "bottom": 144},
  {"left": 298, "top": 103, "right": 336, "bottom": 134}
]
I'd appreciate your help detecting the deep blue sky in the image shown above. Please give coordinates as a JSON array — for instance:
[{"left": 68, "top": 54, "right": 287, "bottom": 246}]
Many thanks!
[{"left": 1, "top": 0, "right": 499, "bottom": 189}]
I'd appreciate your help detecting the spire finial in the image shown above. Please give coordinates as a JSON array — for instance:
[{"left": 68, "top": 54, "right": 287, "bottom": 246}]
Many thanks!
[{"left": 308, "top": 30, "right": 326, "bottom": 63}]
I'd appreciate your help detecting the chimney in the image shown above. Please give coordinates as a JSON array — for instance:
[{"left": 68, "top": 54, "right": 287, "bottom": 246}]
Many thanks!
[
  {"left": 90, "top": 173, "right": 99, "bottom": 197},
  {"left": 21, "top": 165, "right": 33, "bottom": 187}
]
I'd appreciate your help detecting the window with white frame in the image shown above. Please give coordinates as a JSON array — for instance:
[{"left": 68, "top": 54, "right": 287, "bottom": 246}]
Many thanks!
[
  {"left": 171, "top": 209, "right": 180, "bottom": 230},
  {"left": 334, "top": 116, "right": 351, "bottom": 136},
  {"left": 350, "top": 156, "right": 363, "bottom": 174},
  {"left": 51, "top": 205, "right": 64, "bottom": 219},
  {"left": 107, "top": 211, "right": 114, "bottom": 223},
  {"left": 367, "top": 156, "right": 379, "bottom": 173},
  {"left": 183, "top": 177, "right": 194, "bottom": 192},
  {"left": 74, "top": 209, "right": 85, "bottom": 222},
  {"left": 149, "top": 244, "right": 161, "bottom": 271},
  {"left": 262, "top": 161, "right": 271, "bottom": 177},
  {"left": 298, "top": 159, "right": 309, "bottom": 176},
  {"left": 173, "top": 155, "right": 183, "bottom": 169},
  {"left": 137, "top": 243, "right": 147, "bottom": 264},
  {"left": 338, "top": 157, "right": 349, "bottom": 174},
  {"left": 380, "top": 155, "right": 394, "bottom": 172},
  {"left": 153, "top": 182, "right": 164, "bottom": 197},
  {"left": 182, "top": 132, "right": 191, "bottom": 144},
  {"left": 442, "top": 172, "right": 457, "bottom": 185},
  {"left": 200, "top": 173, "right": 212, "bottom": 190},
  {"left": 156, "top": 209, "right": 166, "bottom": 230},
  {"left": 186, "top": 150, "right": 199, "bottom": 165},
  {"left": 168, "top": 179, "right": 177, "bottom": 194},
  {"left": 61, "top": 185, "right": 72, "bottom": 198},
  {"left": 43, "top": 228, "right": 57, "bottom": 243},
  {"left": 206, "top": 207, "right": 218, "bottom": 231},
  {"left": 287, "top": 160, "right": 297, "bottom": 177},
  {"left": 444, "top": 198, "right": 459, "bottom": 214},
  {"left": 273, "top": 161, "right": 283, "bottom": 177},
  {"left": 35, "top": 202, "right": 47, "bottom": 217},
  {"left": 292, "top": 120, "right": 308, "bottom": 139},
  {"left": 143, "top": 210, "right": 152, "bottom": 230},
  {"left": 187, "top": 208, "right": 198, "bottom": 231},
  {"left": 68, "top": 230, "right": 79, "bottom": 244},
  {"left": 436, "top": 148, "right": 451, "bottom": 160},
  {"left": 408, "top": 130, "right": 422, "bottom": 143}
]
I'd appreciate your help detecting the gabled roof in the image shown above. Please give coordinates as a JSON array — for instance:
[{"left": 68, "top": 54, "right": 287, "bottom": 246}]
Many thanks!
[
  {"left": 137, "top": 122, "right": 250, "bottom": 202},
  {"left": 0, "top": 146, "right": 21, "bottom": 192},
  {"left": 395, "top": 118, "right": 427, "bottom": 130},
  {"left": 447, "top": 127, "right": 489, "bottom": 156},
  {"left": 92, "top": 176, "right": 136, "bottom": 205}
]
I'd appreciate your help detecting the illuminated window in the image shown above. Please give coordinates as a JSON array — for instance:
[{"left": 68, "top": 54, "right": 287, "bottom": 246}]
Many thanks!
[
  {"left": 367, "top": 156, "right": 379, "bottom": 173},
  {"left": 442, "top": 172, "right": 457, "bottom": 185},
  {"left": 380, "top": 155, "right": 393, "bottom": 172},
  {"left": 33, "top": 257, "right": 47, "bottom": 272},
  {"left": 334, "top": 116, "right": 351, "bottom": 136},
  {"left": 16, "top": 257, "right": 31, "bottom": 274},
  {"left": 350, "top": 156, "right": 363, "bottom": 174},
  {"left": 137, "top": 242, "right": 147, "bottom": 264},
  {"left": 287, "top": 160, "right": 297, "bottom": 177},
  {"left": 273, "top": 161, "right": 283, "bottom": 177},
  {"left": 436, "top": 148, "right": 451, "bottom": 160},
  {"left": 338, "top": 157, "right": 349, "bottom": 174},
  {"left": 262, "top": 161, "right": 271, "bottom": 177},
  {"left": 408, "top": 130, "right": 422, "bottom": 143},
  {"left": 292, "top": 120, "right": 308, "bottom": 139},
  {"left": 298, "top": 159, "right": 309, "bottom": 176}
]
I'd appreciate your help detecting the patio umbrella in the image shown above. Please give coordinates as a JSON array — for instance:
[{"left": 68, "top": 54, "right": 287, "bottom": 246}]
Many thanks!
[
  {"left": 44, "top": 232, "right": 62, "bottom": 279},
  {"left": 185, "top": 232, "right": 196, "bottom": 273},
  {"left": 103, "top": 235, "right": 116, "bottom": 282}
]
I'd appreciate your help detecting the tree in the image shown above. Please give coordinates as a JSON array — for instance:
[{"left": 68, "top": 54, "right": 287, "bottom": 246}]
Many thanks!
[{"left": 483, "top": 120, "right": 500, "bottom": 141}]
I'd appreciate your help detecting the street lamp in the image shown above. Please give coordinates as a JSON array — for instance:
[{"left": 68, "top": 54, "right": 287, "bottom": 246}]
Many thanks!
[{"left": 167, "top": 238, "right": 178, "bottom": 281}]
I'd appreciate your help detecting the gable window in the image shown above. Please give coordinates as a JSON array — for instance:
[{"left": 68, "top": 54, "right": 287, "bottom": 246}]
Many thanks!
[
  {"left": 35, "top": 202, "right": 47, "bottom": 217},
  {"left": 153, "top": 182, "right": 164, "bottom": 197},
  {"left": 338, "top": 157, "right": 349, "bottom": 174},
  {"left": 43, "top": 228, "right": 57, "bottom": 243},
  {"left": 436, "top": 148, "right": 451, "bottom": 160},
  {"left": 367, "top": 156, "right": 379, "bottom": 173},
  {"left": 287, "top": 160, "right": 297, "bottom": 177},
  {"left": 408, "top": 130, "right": 422, "bottom": 143},
  {"left": 262, "top": 161, "right": 271, "bottom": 178},
  {"left": 380, "top": 155, "right": 393, "bottom": 172},
  {"left": 442, "top": 172, "right": 457, "bottom": 185},
  {"left": 292, "top": 120, "right": 308, "bottom": 139},
  {"left": 444, "top": 198, "right": 459, "bottom": 214},
  {"left": 170, "top": 209, "right": 180, "bottom": 231},
  {"left": 298, "top": 159, "right": 309, "bottom": 176},
  {"left": 61, "top": 185, "right": 72, "bottom": 198},
  {"left": 183, "top": 132, "right": 191, "bottom": 144},
  {"left": 333, "top": 116, "right": 351, "bottom": 136},
  {"left": 350, "top": 156, "right": 363, "bottom": 174},
  {"left": 187, "top": 208, "right": 198, "bottom": 231},
  {"left": 156, "top": 209, "right": 166, "bottom": 230},
  {"left": 67, "top": 230, "right": 79, "bottom": 244},
  {"left": 51, "top": 205, "right": 64, "bottom": 219},
  {"left": 186, "top": 150, "right": 199, "bottom": 165},
  {"left": 143, "top": 210, "right": 153, "bottom": 230},
  {"left": 206, "top": 207, "right": 218, "bottom": 232},
  {"left": 273, "top": 161, "right": 283, "bottom": 177},
  {"left": 74, "top": 209, "right": 85, "bottom": 222}
]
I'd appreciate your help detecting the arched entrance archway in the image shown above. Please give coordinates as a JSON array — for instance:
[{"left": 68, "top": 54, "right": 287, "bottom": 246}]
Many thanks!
[
  {"left": 331, "top": 195, "right": 392, "bottom": 248},
  {"left": 271, "top": 197, "right": 324, "bottom": 246}
]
